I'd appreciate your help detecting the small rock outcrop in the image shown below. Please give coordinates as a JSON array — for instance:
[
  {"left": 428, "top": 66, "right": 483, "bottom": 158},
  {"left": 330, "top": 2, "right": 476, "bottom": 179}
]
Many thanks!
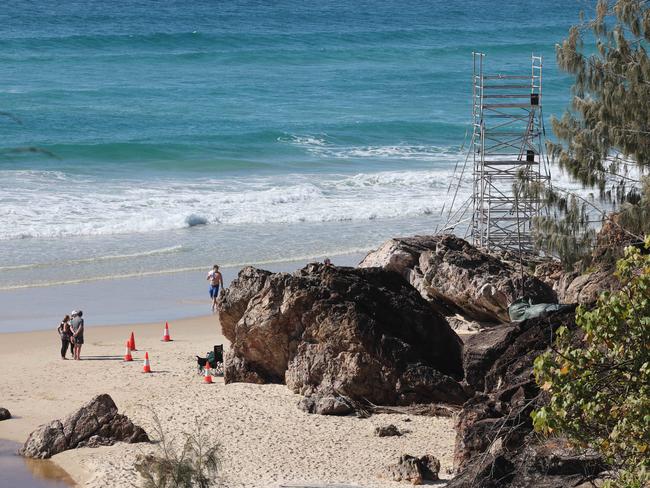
[
  {"left": 20, "top": 394, "right": 149, "bottom": 459},
  {"left": 298, "top": 394, "right": 353, "bottom": 416},
  {"left": 375, "top": 424, "right": 402, "bottom": 437},
  {"left": 384, "top": 454, "right": 440, "bottom": 484},
  {"left": 218, "top": 264, "right": 468, "bottom": 413},
  {"left": 360, "top": 234, "right": 556, "bottom": 323},
  {"left": 0, "top": 407, "right": 11, "bottom": 421}
]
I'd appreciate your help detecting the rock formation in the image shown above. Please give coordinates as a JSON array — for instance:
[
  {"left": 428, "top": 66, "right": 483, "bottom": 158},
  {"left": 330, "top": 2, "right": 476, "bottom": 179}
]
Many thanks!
[
  {"left": 218, "top": 263, "right": 468, "bottom": 414},
  {"left": 359, "top": 234, "right": 556, "bottom": 323},
  {"left": 449, "top": 310, "right": 606, "bottom": 487},
  {"left": 374, "top": 424, "right": 402, "bottom": 437},
  {"left": 556, "top": 269, "right": 620, "bottom": 304},
  {"left": 20, "top": 394, "right": 148, "bottom": 459},
  {"left": 0, "top": 407, "right": 10, "bottom": 421},
  {"left": 384, "top": 454, "right": 440, "bottom": 484}
]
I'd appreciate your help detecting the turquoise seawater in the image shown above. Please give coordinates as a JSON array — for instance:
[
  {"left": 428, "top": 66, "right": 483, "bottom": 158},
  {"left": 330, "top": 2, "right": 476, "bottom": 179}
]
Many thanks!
[{"left": 0, "top": 0, "right": 586, "bottom": 292}]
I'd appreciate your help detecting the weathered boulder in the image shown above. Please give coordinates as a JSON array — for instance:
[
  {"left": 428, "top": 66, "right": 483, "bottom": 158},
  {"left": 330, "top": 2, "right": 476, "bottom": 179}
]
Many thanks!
[
  {"left": 360, "top": 234, "right": 556, "bottom": 323},
  {"left": 0, "top": 407, "right": 10, "bottom": 421},
  {"left": 298, "top": 394, "right": 353, "bottom": 416},
  {"left": 219, "top": 263, "right": 468, "bottom": 412},
  {"left": 218, "top": 266, "right": 271, "bottom": 339},
  {"left": 20, "top": 394, "right": 148, "bottom": 459},
  {"left": 557, "top": 269, "right": 619, "bottom": 305},
  {"left": 375, "top": 424, "right": 402, "bottom": 437},
  {"left": 384, "top": 454, "right": 440, "bottom": 484},
  {"left": 534, "top": 216, "right": 627, "bottom": 305}
]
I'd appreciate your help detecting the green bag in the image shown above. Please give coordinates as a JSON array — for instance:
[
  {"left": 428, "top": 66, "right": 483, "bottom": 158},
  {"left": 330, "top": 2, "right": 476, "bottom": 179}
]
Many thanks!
[{"left": 508, "top": 296, "right": 572, "bottom": 323}]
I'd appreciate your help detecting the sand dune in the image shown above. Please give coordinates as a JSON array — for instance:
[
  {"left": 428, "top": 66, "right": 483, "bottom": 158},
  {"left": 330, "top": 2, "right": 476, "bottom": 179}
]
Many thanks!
[{"left": 0, "top": 316, "right": 456, "bottom": 487}]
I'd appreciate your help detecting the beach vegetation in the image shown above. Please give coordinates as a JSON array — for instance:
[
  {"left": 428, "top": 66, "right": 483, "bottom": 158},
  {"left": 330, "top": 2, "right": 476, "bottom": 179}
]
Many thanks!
[
  {"left": 135, "top": 411, "right": 222, "bottom": 488},
  {"left": 532, "top": 238, "right": 650, "bottom": 487},
  {"left": 524, "top": 0, "right": 650, "bottom": 267}
]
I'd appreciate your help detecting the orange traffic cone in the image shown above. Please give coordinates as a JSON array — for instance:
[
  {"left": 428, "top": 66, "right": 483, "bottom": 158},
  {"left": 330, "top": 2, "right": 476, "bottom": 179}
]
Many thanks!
[
  {"left": 143, "top": 352, "right": 151, "bottom": 373},
  {"left": 124, "top": 340, "right": 133, "bottom": 362},
  {"left": 203, "top": 362, "right": 213, "bottom": 384},
  {"left": 162, "top": 322, "right": 171, "bottom": 342},
  {"left": 129, "top": 331, "right": 137, "bottom": 351}
]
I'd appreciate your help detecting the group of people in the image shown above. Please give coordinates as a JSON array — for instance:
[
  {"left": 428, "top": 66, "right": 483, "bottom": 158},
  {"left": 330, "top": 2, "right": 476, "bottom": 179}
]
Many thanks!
[{"left": 57, "top": 310, "right": 84, "bottom": 360}]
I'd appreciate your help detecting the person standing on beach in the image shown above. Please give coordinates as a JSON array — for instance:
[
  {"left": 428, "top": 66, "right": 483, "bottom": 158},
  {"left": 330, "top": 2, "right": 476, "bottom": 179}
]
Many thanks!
[
  {"left": 57, "top": 314, "right": 72, "bottom": 360},
  {"left": 206, "top": 265, "right": 224, "bottom": 312},
  {"left": 71, "top": 310, "right": 84, "bottom": 360}
]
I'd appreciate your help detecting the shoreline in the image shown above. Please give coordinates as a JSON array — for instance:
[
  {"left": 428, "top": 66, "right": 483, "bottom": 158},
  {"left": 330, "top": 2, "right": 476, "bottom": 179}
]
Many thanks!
[
  {"left": 0, "top": 251, "right": 367, "bottom": 334},
  {"left": 0, "top": 314, "right": 457, "bottom": 488}
]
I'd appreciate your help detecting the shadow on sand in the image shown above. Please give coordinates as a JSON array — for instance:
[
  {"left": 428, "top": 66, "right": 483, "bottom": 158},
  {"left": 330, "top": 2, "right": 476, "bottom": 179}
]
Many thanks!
[{"left": 78, "top": 355, "right": 123, "bottom": 361}]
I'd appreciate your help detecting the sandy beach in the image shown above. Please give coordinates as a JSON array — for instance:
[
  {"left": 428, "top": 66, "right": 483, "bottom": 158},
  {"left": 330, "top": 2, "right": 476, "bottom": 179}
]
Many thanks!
[{"left": 0, "top": 315, "right": 457, "bottom": 487}]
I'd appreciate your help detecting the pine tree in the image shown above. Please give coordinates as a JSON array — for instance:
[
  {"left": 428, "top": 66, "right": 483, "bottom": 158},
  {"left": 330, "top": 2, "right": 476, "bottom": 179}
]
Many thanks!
[{"left": 532, "top": 0, "right": 650, "bottom": 266}]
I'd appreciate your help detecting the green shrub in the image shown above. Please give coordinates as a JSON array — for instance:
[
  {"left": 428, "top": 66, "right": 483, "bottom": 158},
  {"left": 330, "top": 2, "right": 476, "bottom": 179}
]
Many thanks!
[
  {"left": 532, "top": 238, "right": 650, "bottom": 487},
  {"left": 135, "top": 411, "right": 222, "bottom": 488}
]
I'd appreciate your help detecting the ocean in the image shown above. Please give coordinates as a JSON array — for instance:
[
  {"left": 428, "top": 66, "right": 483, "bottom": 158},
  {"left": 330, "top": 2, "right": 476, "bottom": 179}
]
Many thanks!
[{"left": 0, "top": 0, "right": 587, "bottom": 329}]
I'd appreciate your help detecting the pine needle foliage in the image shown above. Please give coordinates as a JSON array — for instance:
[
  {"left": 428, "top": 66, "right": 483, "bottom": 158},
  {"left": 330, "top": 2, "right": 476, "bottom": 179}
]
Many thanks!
[
  {"left": 551, "top": 0, "right": 650, "bottom": 183},
  {"left": 529, "top": 0, "right": 650, "bottom": 267},
  {"left": 532, "top": 238, "right": 650, "bottom": 487}
]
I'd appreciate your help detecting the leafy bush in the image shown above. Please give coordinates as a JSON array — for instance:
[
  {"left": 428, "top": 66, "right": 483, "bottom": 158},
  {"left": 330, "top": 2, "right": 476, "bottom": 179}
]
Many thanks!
[
  {"left": 135, "top": 411, "right": 222, "bottom": 488},
  {"left": 532, "top": 238, "right": 650, "bottom": 487}
]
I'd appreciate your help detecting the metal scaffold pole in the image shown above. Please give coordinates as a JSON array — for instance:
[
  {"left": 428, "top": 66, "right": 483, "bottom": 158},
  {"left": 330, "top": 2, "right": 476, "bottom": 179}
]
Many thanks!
[{"left": 443, "top": 52, "right": 551, "bottom": 254}]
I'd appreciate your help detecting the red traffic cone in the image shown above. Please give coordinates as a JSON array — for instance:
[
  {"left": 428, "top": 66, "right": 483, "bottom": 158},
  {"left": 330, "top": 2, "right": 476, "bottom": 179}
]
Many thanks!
[
  {"left": 203, "top": 361, "right": 213, "bottom": 384},
  {"left": 129, "top": 331, "right": 137, "bottom": 351},
  {"left": 162, "top": 322, "right": 171, "bottom": 342},
  {"left": 124, "top": 340, "right": 133, "bottom": 362},
  {"left": 142, "top": 352, "right": 151, "bottom": 373}
]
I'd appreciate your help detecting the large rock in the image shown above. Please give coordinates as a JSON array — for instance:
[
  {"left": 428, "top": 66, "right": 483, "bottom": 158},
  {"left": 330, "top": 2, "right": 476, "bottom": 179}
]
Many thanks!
[
  {"left": 360, "top": 234, "right": 556, "bottom": 323},
  {"left": 20, "top": 394, "right": 148, "bottom": 459},
  {"left": 0, "top": 407, "right": 10, "bottom": 421},
  {"left": 219, "top": 263, "right": 468, "bottom": 412}
]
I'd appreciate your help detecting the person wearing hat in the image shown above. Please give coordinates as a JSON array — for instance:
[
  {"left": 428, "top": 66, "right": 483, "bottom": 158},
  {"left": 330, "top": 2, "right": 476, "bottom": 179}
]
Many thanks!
[{"left": 71, "top": 310, "right": 84, "bottom": 360}]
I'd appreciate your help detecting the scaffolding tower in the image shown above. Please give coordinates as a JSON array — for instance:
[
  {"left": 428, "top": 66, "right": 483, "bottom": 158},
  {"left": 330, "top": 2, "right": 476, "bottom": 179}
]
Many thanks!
[{"left": 444, "top": 53, "right": 550, "bottom": 253}]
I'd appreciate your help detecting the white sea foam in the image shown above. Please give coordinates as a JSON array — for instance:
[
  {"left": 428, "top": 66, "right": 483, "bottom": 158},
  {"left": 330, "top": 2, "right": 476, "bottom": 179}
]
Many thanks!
[
  {"left": 281, "top": 134, "right": 328, "bottom": 147},
  {"left": 281, "top": 134, "right": 463, "bottom": 161},
  {"left": 0, "top": 158, "right": 607, "bottom": 244},
  {"left": 0, "top": 166, "right": 471, "bottom": 241}
]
